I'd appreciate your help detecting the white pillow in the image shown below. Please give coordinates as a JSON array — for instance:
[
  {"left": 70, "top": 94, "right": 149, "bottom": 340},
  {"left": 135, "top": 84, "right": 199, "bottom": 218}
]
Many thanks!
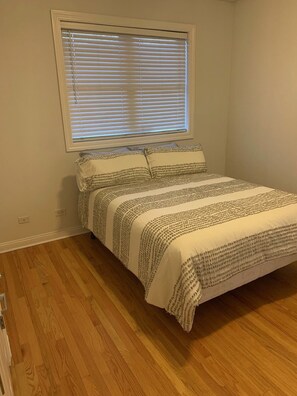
[
  {"left": 145, "top": 144, "right": 207, "bottom": 178},
  {"left": 76, "top": 151, "right": 151, "bottom": 191}
]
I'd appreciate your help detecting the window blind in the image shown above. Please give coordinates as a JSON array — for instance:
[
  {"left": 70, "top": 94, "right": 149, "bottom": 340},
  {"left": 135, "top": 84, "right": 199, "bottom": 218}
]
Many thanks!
[{"left": 61, "top": 28, "right": 188, "bottom": 142}]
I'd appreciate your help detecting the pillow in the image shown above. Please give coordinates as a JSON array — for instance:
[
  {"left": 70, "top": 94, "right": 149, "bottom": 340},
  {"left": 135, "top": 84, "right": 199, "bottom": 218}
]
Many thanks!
[
  {"left": 128, "top": 142, "right": 178, "bottom": 152},
  {"left": 79, "top": 147, "right": 129, "bottom": 158},
  {"left": 145, "top": 144, "right": 207, "bottom": 178},
  {"left": 76, "top": 151, "right": 151, "bottom": 192}
]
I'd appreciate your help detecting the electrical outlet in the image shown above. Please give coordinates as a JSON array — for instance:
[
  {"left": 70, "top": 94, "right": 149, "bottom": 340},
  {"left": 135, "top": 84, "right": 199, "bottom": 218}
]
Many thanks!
[
  {"left": 55, "top": 208, "right": 66, "bottom": 217},
  {"left": 18, "top": 216, "right": 30, "bottom": 224}
]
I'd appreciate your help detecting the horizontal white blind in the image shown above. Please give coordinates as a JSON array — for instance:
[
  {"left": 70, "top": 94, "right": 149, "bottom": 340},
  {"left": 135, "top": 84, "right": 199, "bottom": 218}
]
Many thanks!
[{"left": 61, "top": 28, "right": 188, "bottom": 141}]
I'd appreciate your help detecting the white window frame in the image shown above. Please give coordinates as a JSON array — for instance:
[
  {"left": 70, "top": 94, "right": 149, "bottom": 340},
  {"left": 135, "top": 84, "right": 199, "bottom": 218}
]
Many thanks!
[{"left": 51, "top": 10, "right": 196, "bottom": 152}]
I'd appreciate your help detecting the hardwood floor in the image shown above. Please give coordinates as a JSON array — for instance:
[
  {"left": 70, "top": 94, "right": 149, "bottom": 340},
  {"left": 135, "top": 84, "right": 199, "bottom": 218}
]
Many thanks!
[{"left": 1, "top": 234, "right": 297, "bottom": 395}]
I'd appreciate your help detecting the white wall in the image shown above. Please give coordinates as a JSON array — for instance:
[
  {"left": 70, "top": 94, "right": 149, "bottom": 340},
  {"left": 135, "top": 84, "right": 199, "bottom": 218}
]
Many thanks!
[
  {"left": 0, "top": 0, "right": 234, "bottom": 247},
  {"left": 227, "top": 0, "right": 297, "bottom": 193}
]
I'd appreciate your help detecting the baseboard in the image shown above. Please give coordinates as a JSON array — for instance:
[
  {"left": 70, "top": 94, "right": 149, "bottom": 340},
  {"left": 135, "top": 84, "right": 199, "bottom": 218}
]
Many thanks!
[{"left": 0, "top": 226, "right": 89, "bottom": 254}]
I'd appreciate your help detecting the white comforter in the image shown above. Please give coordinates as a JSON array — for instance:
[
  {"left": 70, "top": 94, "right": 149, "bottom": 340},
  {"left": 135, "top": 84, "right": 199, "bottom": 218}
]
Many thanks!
[{"left": 79, "top": 173, "right": 297, "bottom": 331}]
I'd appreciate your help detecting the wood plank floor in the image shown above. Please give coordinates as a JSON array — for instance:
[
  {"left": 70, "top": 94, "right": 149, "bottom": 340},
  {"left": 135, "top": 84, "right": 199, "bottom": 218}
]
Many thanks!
[{"left": 1, "top": 234, "right": 297, "bottom": 395}]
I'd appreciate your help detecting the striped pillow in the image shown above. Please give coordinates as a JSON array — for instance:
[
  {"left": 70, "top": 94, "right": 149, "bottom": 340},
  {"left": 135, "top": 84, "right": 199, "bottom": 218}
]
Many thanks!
[
  {"left": 79, "top": 147, "right": 129, "bottom": 158},
  {"left": 76, "top": 151, "right": 151, "bottom": 192},
  {"left": 145, "top": 144, "right": 207, "bottom": 178},
  {"left": 128, "top": 142, "right": 178, "bottom": 152}
]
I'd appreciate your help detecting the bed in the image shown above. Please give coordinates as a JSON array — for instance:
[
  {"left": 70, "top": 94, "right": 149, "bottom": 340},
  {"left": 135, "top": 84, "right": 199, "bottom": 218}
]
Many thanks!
[{"left": 77, "top": 146, "right": 297, "bottom": 331}]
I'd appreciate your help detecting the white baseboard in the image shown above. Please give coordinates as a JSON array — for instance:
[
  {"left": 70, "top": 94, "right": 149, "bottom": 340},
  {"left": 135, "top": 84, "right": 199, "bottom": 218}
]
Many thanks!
[{"left": 0, "top": 226, "right": 89, "bottom": 254}]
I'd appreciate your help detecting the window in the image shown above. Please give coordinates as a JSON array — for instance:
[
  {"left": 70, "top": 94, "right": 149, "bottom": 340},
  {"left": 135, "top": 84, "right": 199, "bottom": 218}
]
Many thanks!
[{"left": 51, "top": 11, "right": 195, "bottom": 151}]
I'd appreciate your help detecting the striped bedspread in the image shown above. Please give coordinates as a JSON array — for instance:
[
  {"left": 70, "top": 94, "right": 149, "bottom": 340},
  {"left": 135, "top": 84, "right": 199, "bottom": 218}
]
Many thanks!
[{"left": 78, "top": 173, "right": 297, "bottom": 331}]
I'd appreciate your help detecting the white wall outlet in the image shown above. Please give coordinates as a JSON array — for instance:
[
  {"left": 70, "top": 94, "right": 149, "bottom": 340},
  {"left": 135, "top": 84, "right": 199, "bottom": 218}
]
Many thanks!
[
  {"left": 55, "top": 208, "right": 66, "bottom": 217},
  {"left": 18, "top": 216, "right": 30, "bottom": 224}
]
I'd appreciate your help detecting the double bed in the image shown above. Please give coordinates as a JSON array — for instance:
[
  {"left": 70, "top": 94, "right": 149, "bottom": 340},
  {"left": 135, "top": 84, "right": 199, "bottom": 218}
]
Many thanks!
[{"left": 78, "top": 169, "right": 297, "bottom": 331}]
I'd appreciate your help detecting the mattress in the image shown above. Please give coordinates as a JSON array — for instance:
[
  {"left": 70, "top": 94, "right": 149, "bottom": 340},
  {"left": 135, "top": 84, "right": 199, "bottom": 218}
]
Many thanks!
[{"left": 78, "top": 173, "right": 297, "bottom": 331}]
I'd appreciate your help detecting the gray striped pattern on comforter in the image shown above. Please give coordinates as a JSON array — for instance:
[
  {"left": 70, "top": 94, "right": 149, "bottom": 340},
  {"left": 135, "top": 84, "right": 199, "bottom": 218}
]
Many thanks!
[{"left": 79, "top": 173, "right": 297, "bottom": 331}]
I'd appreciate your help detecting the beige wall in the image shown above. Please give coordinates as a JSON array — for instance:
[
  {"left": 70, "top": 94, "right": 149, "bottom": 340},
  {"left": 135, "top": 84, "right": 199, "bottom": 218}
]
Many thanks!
[
  {"left": 227, "top": 0, "right": 297, "bottom": 193},
  {"left": 0, "top": 0, "right": 234, "bottom": 246}
]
